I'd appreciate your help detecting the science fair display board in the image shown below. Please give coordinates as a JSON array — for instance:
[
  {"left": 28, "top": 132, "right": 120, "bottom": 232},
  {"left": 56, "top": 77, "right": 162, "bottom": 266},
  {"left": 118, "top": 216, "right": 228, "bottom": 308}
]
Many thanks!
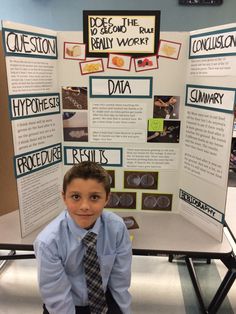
[
  {"left": 1, "top": 21, "right": 63, "bottom": 236},
  {"left": 0, "top": 32, "right": 18, "bottom": 216},
  {"left": 179, "top": 24, "right": 236, "bottom": 241},
  {"left": 1, "top": 13, "right": 235, "bottom": 241}
]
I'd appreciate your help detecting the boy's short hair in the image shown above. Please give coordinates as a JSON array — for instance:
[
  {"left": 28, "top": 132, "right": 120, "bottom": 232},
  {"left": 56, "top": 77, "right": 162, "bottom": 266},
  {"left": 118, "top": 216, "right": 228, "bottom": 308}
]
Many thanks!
[{"left": 63, "top": 161, "right": 110, "bottom": 195}]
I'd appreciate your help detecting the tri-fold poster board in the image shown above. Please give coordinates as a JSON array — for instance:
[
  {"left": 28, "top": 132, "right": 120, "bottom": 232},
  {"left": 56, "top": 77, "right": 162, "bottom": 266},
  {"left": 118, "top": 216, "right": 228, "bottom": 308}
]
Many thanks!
[{"left": 0, "top": 11, "right": 235, "bottom": 242}]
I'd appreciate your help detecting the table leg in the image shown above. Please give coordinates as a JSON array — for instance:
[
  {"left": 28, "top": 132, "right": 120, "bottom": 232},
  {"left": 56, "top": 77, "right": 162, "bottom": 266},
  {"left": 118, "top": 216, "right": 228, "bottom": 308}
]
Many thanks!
[
  {"left": 185, "top": 256, "right": 207, "bottom": 313},
  {"left": 207, "top": 268, "right": 236, "bottom": 314},
  {"left": 0, "top": 250, "right": 15, "bottom": 271},
  {"left": 0, "top": 251, "right": 35, "bottom": 260}
]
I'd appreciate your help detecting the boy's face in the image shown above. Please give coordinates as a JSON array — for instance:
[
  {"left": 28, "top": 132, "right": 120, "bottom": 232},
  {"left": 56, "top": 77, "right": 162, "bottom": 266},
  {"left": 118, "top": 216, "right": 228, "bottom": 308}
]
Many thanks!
[{"left": 62, "top": 178, "right": 109, "bottom": 229}]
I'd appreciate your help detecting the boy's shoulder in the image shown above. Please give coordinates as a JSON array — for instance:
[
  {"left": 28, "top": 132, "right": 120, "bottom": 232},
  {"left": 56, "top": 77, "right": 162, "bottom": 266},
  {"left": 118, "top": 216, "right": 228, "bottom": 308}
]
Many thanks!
[
  {"left": 101, "top": 212, "right": 130, "bottom": 243},
  {"left": 101, "top": 211, "right": 125, "bottom": 227},
  {"left": 35, "top": 211, "right": 67, "bottom": 245}
]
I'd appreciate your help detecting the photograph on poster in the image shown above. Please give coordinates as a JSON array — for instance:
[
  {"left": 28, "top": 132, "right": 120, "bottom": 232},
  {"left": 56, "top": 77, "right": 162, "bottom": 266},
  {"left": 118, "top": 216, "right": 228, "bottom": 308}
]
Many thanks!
[
  {"left": 64, "top": 42, "right": 86, "bottom": 60},
  {"left": 134, "top": 55, "right": 158, "bottom": 72},
  {"left": 158, "top": 40, "right": 181, "bottom": 60},
  {"left": 124, "top": 171, "right": 158, "bottom": 189},
  {"left": 234, "top": 105, "right": 236, "bottom": 130},
  {"left": 142, "top": 193, "right": 172, "bottom": 211},
  {"left": 63, "top": 111, "right": 88, "bottom": 142},
  {"left": 107, "top": 53, "right": 132, "bottom": 71},
  {"left": 105, "top": 192, "right": 136, "bottom": 209},
  {"left": 147, "top": 120, "right": 181, "bottom": 143},
  {"left": 230, "top": 139, "right": 236, "bottom": 170},
  {"left": 80, "top": 59, "right": 104, "bottom": 75},
  {"left": 153, "top": 95, "right": 180, "bottom": 119},
  {"left": 62, "top": 87, "right": 87, "bottom": 110},
  {"left": 106, "top": 169, "right": 115, "bottom": 188},
  {"left": 122, "top": 216, "right": 139, "bottom": 229}
]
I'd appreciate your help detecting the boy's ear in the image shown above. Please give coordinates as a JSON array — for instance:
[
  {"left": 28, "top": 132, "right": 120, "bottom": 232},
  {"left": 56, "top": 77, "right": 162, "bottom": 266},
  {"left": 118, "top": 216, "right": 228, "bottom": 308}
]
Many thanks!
[
  {"left": 61, "top": 191, "right": 66, "bottom": 201},
  {"left": 105, "top": 192, "right": 111, "bottom": 206}
]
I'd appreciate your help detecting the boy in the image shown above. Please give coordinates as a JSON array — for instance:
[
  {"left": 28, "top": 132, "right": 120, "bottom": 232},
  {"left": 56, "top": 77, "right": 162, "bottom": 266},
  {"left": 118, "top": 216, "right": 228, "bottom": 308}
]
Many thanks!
[{"left": 34, "top": 161, "right": 132, "bottom": 314}]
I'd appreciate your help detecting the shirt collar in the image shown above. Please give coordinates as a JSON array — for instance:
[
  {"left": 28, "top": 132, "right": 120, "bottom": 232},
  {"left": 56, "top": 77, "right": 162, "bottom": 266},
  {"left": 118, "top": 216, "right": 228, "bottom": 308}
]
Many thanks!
[{"left": 66, "top": 211, "right": 101, "bottom": 241}]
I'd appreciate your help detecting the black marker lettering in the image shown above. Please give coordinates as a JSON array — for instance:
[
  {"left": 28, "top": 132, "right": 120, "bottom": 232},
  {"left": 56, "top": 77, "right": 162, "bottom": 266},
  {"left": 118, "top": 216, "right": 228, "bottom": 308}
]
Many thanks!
[
  {"left": 192, "top": 33, "right": 236, "bottom": 54},
  {"left": 108, "top": 80, "right": 132, "bottom": 95},
  {"left": 122, "top": 18, "right": 139, "bottom": 27},
  {"left": 90, "top": 28, "right": 98, "bottom": 36},
  {"left": 116, "top": 37, "right": 149, "bottom": 47},
  {"left": 190, "top": 89, "right": 224, "bottom": 105},
  {"left": 11, "top": 96, "right": 59, "bottom": 118},
  {"left": 16, "top": 145, "right": 61, "bottom": 175},
  {"left": 91, "top": 37, "right": 113, "bottom": 50},
  {"left": 99, "top": 150, "right": 108, "bottom": 164},
  {"left": 72, "top": 148, "right": 80, "bottom": 163},
  {"left": 89, "top": 17, "right": 113, "bottom": 28},
  {"left": 6, "top": 31, "right": 56, "bottom": 55},
  {"left": 100, "top": 25, "right": 127, "bottom": 35},
  {"left": 139, "top": 27, "right": 154, "bottom": 34}
]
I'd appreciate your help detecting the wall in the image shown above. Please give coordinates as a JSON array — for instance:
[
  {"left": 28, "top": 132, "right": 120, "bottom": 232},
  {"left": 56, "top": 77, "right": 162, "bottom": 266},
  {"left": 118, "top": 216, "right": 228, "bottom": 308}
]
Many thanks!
[{"left": 0, "top": 0, "right": 235, "bottom": 32}]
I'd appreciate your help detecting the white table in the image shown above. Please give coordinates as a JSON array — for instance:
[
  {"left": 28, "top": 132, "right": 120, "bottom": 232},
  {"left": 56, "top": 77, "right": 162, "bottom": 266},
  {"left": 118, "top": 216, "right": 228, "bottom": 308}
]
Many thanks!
[{"left": 0, "top": 210, "right": 231, "bottom": 254}]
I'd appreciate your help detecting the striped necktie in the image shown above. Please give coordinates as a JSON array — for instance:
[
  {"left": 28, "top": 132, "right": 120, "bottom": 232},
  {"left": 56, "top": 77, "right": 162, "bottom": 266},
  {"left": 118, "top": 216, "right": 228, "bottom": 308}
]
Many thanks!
[{"left": 83, "top": 231, "right": 108, "bottom": 314}]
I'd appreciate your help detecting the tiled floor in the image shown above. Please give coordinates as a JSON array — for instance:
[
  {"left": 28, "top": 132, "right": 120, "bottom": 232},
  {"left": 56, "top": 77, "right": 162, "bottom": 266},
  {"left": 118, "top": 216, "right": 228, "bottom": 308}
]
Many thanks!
[{"left": 1, "top": 253, "right": 236, "bottom": 314}]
